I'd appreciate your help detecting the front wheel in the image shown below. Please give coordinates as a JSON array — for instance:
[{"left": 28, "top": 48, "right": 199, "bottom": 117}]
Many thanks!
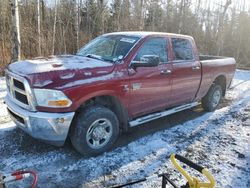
[
  {"left": 70, "top": 105, "right": 119, "bottom": 156},
  {"left": 202, "top": 84, "right": 222, "bottom": 112}
]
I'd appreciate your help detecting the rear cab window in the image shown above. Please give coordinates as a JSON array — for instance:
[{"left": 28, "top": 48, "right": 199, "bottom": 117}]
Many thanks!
[{"left": 171, "top": 38, "right": 194, "bottom": 61}]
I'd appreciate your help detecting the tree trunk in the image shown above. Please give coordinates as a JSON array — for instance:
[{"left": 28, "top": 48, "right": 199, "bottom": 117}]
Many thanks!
[
  {"left": 52, "top": 0, "right": 58, "bottom": 55},
  {"left": 139, "top": 0, "right": 144, "bottom": 30},
  {"left": 74, "top": 0, "right": 80, "bottom": 50},
  {"left": 37, "top": 0, "right": 41, "bottom": 56},
  {"left": 166, "top": 0, "right": 172, "bottom": 31},
  {"left": 178, "top": 0, "right": 184, "bottom": 33},
  {"left": 10, "top": 0, "right": 21, "bottom": 63},
  {"left": 98, "top": 0, "right": 105, "bottom": 34}
]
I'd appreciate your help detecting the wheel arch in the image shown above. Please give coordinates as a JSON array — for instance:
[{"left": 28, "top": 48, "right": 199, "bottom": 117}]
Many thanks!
[
  {"left": 75, "top": 95, "right": 129, "bottom": 132},
  {"left": 213, "top": 75, "right": 226, "bottom": 96}
]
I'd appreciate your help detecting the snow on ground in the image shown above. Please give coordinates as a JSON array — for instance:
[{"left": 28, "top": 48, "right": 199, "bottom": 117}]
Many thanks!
[
  {"left": 0, "top": 77, "right": 14, "bottom": 130},
  {"left": 0, "top": 70, "right": 250, "bottom": 188}
]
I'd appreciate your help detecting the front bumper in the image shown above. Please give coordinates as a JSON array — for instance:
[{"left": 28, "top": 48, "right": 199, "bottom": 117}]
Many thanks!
[{"left": 5, "top": 95, "right": 75, "bottom": 146}]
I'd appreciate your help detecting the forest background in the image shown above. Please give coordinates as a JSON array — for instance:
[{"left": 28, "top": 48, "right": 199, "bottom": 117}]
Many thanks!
[{"left": 1, "top": 0, "right": 250, "bottom": 75}]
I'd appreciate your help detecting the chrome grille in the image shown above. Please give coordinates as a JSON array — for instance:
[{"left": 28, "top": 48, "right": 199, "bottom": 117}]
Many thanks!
[{"left": 5, "top": 70, "right": 36, "bottom": 111}]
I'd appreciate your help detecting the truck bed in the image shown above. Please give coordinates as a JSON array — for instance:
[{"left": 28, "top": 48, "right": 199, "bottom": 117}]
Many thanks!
[
  {"left": 199, "top": 55, "right": 229, "bottom": 61},
  {"left": 195, "top": 55, "right": 236, "bottom": 100}
]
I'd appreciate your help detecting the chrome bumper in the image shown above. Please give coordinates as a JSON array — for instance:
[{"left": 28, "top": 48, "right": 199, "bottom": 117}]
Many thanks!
[{"left": 5, "top": 95, "right": 75, "bottom": 146}]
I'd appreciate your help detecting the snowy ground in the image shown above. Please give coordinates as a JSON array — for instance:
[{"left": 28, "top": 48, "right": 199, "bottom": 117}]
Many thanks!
[{"left": 0, "top": 70, "right": 250, "bottom": 188}]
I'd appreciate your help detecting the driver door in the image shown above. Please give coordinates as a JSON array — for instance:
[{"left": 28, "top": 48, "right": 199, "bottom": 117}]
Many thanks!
[{"left": 128, "top": 37, "right": 173, "bottom": 118}]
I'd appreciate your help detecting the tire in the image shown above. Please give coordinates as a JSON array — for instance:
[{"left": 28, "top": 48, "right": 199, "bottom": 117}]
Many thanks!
[
  {"left": 70, "top": 105, "right": 119, "bottom": 156},
  {"left": 202, "top": 84, "right": 223, "bottom": 112}
]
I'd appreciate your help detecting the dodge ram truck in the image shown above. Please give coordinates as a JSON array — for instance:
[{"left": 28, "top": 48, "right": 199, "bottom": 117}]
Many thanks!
[{"left": 4, "top": 32, "right": 236, "bottom": 156}]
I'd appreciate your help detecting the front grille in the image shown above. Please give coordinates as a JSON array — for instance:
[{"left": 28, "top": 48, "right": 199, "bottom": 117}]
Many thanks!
[
  {"left": 13, "top": 79, "right": 25, "bottom": 90},
  {"left": 15, "top": 91, "right": 28, "bottom": 104},
  {"left": 7, "top": 108, "right": 25, "bottom": 125},
  {"left": 5, "top": 71, "right": 32, "bottom": 109}
]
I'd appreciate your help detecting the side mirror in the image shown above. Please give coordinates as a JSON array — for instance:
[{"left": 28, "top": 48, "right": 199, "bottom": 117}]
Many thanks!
[{"left": 131, "top": 55, "right": 160, "bottom": 69}]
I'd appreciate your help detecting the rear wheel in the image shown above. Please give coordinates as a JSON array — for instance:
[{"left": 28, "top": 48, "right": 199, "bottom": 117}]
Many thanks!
[
  {"left": 202, "top": 84, "right": 222, "bottom": 112},
  {"left": 70, "top": 105, "right": 119, "bottom": 156}
]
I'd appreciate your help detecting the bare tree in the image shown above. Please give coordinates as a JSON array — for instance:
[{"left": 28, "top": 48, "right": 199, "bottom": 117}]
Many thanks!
[
  {"left": 74, "top": 0, "right": 80, "bottom": 50},
  {"left": 132, "top": 0, "right": 144, "bottom": 30},
  {"left": 217, "top": 0, "right": 232, "bottom": 55},
  {"left": 52, "top": 0, "right": 58, "bottom": 55},
  {"left": 10, "top": 0, "right": 21, "bottom": 62},
  {"left": 178, "top": 0, "right": 184, "bottom": 33},
  {"left": 139, "top": 0, "right": 144, "bottom": 30},
  {"left": 110, "top": 0, "right": 122, "bottom": 31},
  {"left": 98, "top": 0, "right": 105, "bottom": 34},
  {"left": 37, "top": 0, "right": 41, "bottom": 55}
]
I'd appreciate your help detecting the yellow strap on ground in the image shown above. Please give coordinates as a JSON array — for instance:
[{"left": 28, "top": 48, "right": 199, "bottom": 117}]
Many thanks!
[
  {"left": 200, "top": 168, "right": 216, "bottom": 188},
  {"left": 170, "top": 154, "right": 194, "bottom": 186},
  {"left": 170, "top": 154, "right": 216, "bottom": 188}
]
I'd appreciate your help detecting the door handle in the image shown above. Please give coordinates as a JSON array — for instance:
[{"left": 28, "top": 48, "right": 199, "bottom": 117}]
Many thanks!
[
  {"left": 160, "top": 69, "right": 172, "bottom": 75},
  {"left": 192, "top": 66, "right": 200, "bottom": 70}
]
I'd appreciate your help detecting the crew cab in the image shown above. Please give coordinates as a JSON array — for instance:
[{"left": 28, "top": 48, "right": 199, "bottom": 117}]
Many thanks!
[{"left": 4, "top": 32, "right": 236, "bottom": 156}]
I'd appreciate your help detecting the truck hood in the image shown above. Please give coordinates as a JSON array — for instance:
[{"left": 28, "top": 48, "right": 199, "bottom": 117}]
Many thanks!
[{"left": 7, "top": 55, "right": 115, "bottom": 88}]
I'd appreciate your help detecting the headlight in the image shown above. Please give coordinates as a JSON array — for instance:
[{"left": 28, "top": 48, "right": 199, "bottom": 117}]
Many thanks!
[{"left": 33, "top": 89, "right": 72, "bottom": 108}]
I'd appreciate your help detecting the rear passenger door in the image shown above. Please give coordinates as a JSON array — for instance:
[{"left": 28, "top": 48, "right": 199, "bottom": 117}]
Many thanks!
[{"left": 169, "top": 38, "right": 201, "bottom": 107}]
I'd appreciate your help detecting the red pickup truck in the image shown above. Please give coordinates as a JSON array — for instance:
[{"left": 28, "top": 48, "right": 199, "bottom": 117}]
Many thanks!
[{"left": 5, "top": 32, "right": 236, "bottom": 156}]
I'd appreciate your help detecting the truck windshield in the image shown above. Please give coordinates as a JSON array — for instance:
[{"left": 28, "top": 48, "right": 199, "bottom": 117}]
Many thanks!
[{"left": 77, "top": 35, "right": 140, "bottom": 62}]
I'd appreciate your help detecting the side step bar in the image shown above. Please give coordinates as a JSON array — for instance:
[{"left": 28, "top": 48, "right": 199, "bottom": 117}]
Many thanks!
[{"left": 129, "top": 102, "right": 199, "bottom": 127}]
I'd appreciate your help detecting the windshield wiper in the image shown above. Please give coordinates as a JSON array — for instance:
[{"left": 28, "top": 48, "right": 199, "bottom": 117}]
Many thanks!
[
  {"left": 85, "top": 54, "right": 115, "bottom": 63},
  {"left": 85, "top": 54, "right": 103, "bottom": 61}
]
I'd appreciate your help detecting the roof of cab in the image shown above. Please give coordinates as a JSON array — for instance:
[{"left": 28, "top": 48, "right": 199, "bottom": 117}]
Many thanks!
[{"left": 103, "top": 31, "right": 192, "bottom": 39}]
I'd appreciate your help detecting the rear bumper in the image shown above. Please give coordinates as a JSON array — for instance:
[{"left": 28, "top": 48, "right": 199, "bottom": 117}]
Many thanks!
[{"left": 5, "top": 95, "right": 75, "bottom": 146}]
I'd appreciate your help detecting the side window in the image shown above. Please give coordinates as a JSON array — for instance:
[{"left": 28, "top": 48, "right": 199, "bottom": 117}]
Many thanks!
[
  {"left": 171, "top": 38, "right": 194, "bottom": 61},
  {"left": 132, "top": 38, "right": 168, "bottom": 63}
]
